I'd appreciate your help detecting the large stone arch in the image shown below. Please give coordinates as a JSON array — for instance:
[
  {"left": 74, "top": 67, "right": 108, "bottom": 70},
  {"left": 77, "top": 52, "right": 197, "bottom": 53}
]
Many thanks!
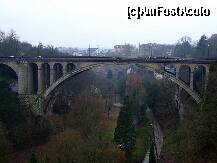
[
  {"left": 44, "top": 63, "right": 99, "bottom": 98},
  {"left": 41, "top": 63, "right": 201, "bottom": 104},
  {"left": 136, "top": 63, "right": 201, "bottom": 103},
  {"left": 0, "top": 62, "right": 19, "bottom": 77}
]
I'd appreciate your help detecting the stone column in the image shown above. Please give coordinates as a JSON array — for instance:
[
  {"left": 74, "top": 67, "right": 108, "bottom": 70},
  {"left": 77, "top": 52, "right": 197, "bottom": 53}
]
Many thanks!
[
  {"left": 204, "top": 67, "right": 209, "bottom": 92},
  {"left": 49, "top": 63, "right": 55, "bottom": 86},
  {"left": 38, "top": 64, "right": 45, "bottom": 94},
  {"left": 190, "top": 70, "right": 194, "bottom": 90},
  {"left": 27, "top": 64, "right": 34, "bottom": 94},
  {"left": 18, "top": 64, "right": 28, "bottom": 94},
  {"left": 189, "top": 65, "right": 196, "bottom": 90},
  {"left": 50, "top": 68, "right": 55, "bottom": 85},
  {"left": 63, "top": 64, "right": 68, "bottom": 76},
  {"left": 175, "top": 64, "right": 180, "bottom": 79},
  {"left": 176, "top": 69, "right": 179, "bottom": 79}
]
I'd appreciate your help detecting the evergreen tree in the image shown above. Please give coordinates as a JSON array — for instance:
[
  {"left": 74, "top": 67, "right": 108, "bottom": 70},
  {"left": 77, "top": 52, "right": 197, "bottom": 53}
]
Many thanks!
[
  {"left": 114, "top": 96, "right": 136, "bottom": 158},
  {"left": 207, "top": 34, "right": 217, "bottom": 58},
  {"left": 195, "top": 35, "right": 208, "bottom": 58},
  {"left": 174, "top": 36, "right": 194, "bottom": 58}
]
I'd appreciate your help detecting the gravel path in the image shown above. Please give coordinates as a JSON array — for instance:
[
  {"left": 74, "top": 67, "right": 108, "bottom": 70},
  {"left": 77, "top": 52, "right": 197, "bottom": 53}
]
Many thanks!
[
  {"left": 142, "top": 108, "right": 164, "bottom": 162},
  {"left": 142, "top": 150, "right": 150, "bottom": 163}
]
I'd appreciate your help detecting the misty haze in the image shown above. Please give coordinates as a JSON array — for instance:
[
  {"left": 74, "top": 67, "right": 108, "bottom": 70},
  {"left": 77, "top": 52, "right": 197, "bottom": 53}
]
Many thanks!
[{"left": 0, "top": 0, "right": 217, "bottom": 163}]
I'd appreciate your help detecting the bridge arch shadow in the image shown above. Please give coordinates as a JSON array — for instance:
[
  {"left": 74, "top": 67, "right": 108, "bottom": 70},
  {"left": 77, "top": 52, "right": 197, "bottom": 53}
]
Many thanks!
[
  {"left": 29, "top": 63, "right": 38, "bottom": 94},
  {"left": 193, "top": 65, "right": 207, "bottom": 96},
  {"left": 66, "top": 63, "right": 76, "bottom": 72},
  {"left": 0, "top": 63, "right": 18, "bottom": 92},
  {"left": 53, "top": 63, "right": 63, "bottom": 80},
  {"left": 179, "top": 65, "right": 191, "bottom": 86}
]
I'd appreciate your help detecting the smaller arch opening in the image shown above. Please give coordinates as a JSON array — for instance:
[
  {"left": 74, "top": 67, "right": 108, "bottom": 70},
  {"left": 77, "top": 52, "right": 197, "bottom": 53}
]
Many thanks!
[
  {"left": 66, "top": 63, "right": 76, "bottom": 72},
  {"left": 54, "top": 63, "right": 63, "bottom": 80},
  {"left": 42, "top": 63, "right": 50, "bottom": 88},
  {"left": 193, "top": 65, "right": 206, "bottom": 95},
  {"left": 29, "top": 63, "right": 38, "bottom": 94}
]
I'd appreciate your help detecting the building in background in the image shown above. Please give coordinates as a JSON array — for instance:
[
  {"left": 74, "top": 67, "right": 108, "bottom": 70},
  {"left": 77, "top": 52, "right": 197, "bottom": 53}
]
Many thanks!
[
  {"left": 114, "top": 44, "right": 137, "bottom": 56},
  {"left": 139, "top": 43, "right": 175, "bottom": 57}
]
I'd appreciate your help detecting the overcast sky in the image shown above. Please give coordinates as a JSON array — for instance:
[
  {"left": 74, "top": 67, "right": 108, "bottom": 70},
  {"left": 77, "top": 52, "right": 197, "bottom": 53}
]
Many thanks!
[{"left": 0, "top": 0, "right": 217, "bottom": 48}]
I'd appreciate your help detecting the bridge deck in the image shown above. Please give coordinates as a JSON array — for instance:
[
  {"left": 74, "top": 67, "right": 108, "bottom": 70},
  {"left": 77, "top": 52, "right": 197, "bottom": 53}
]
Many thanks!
[{"left": 0, "top": 56, "right": 215, "bottom": 64}]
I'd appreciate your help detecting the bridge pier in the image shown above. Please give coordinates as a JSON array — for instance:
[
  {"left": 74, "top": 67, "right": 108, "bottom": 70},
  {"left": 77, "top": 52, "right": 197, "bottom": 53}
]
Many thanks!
[
  {"left": 50, "top": 68, "right": 55, "bottom": 85},
  {"left": 190, "top": 71, "right": 194, "bottom": 90},
  {"left": 204, "top": 66, "right": 209, "bottom": 93},
  {"left": 27, "top": 64, "right": 34, "bottom": 94},
  {"left": 176, "top": 68, "right": 179, "bottom": 79},
  {"left": 38, "top": 64, "right": 45, "bottom": 94},
  {"left": 18, "top": 64, "right": 28, "bottom": 94},
  {"left": 189, "top": 65, "right": 196, "bottom": 90},
  {"left": 175, "top": 64, "right": 181, "bottom": 79},
  {"left": 62, "top": 63, "right": 68, "bottom": 76}
]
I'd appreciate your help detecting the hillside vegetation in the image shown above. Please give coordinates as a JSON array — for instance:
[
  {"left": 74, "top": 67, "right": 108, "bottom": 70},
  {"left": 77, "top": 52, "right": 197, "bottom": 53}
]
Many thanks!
[{"left": 159, "top": 62, "right": 217, "bottom": 163}]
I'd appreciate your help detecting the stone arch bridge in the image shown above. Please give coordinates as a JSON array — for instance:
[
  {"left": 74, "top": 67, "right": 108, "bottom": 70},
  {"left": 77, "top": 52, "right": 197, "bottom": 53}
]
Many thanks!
[{"left": 0, "top": 57, "right": 213, "bottom": 111}]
